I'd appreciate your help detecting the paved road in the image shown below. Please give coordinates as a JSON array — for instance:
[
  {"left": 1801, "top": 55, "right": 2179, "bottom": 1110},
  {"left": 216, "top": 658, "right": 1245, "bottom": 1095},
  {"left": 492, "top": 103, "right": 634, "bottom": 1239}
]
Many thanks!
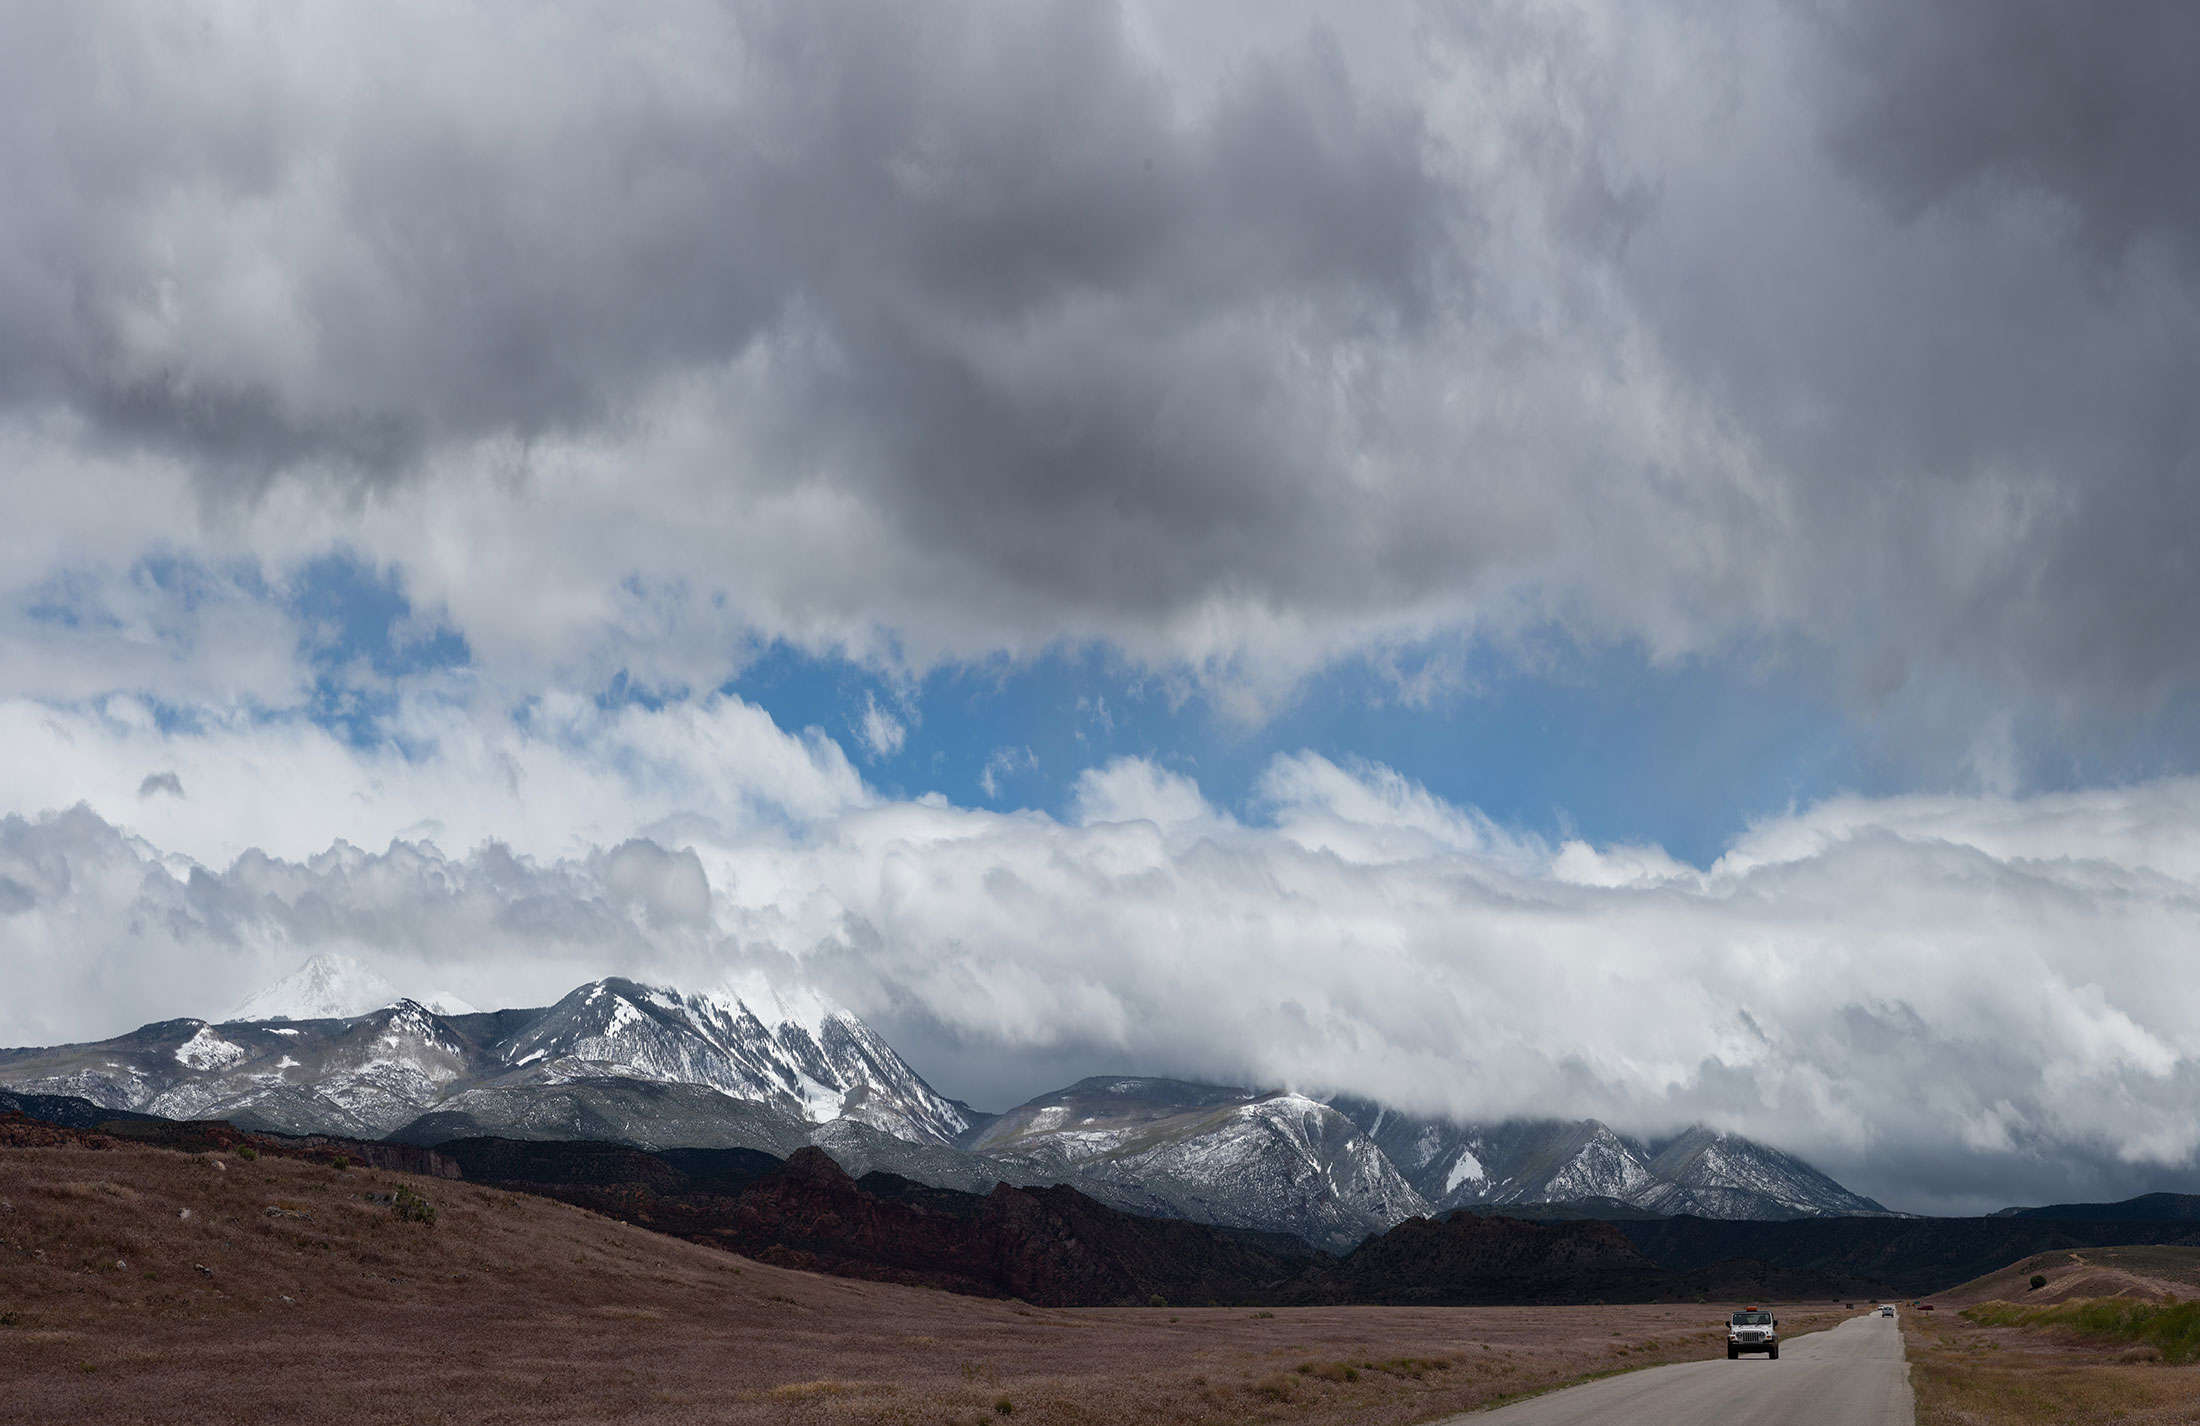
[{"left": 1444, "top": 1311, "right": 1913, "bottom": 1426}]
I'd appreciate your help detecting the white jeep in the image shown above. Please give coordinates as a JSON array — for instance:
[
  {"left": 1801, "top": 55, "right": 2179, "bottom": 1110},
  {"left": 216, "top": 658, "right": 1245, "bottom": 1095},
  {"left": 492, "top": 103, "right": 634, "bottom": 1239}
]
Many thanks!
[{"left": 1727, "top": 1307, "right": 1778, "bottom": 1359}]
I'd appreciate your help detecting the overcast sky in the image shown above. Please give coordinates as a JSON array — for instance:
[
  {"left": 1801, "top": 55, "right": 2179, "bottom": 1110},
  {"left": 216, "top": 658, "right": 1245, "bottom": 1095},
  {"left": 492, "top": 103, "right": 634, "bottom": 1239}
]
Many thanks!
[{"left": 5, "top": 0, "right": 2200, "bottom": 1214}]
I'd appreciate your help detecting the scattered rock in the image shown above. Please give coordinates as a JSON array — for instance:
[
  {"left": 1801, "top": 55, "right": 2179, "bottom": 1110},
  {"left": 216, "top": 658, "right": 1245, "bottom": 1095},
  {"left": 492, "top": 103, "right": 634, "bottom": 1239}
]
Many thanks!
[
  {"left": 194, "top": 1263, "right": 211, "bottom": 1276},
  {"left": 178, "top": 1208, "right": 191, "bottom": 1221},
  {"left": 263, "top": 1206, "right": 310, "bottom": 1220}
]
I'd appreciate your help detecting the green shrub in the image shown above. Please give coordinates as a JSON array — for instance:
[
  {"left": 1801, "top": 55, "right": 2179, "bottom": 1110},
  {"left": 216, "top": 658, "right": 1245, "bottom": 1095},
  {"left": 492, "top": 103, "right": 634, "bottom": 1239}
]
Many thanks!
[
  {"left": 1295, "top": 1361, "right": 1359, "bottom": 1382},
  {"left": 993, "top": 1396, "right": 1014, "bottom": 1415},
  {"left": 235, "top": 1146, "right": 258, "bottom": 1162},
  {"left": 1146, "top": 1294, "right": 1167, "bottom": 1308},
  {"left": 2029, "top": 1274, "right": 2047, "bottom": 1290},
  {"left": 330, "top": 1155, "right": 350, "bottom": 1171},
  {"left": 392, "top": 1186, "right": 437, "bottom": 1225}
]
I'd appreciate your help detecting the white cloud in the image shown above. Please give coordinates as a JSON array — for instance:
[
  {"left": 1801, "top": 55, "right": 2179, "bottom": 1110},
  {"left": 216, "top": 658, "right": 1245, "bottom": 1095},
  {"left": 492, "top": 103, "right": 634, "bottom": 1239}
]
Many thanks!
[
  {"left": 1073, "top": 756, "right": 1213, "bottom": 829},
  {"left": 856, "top": 692, "right": 907, "bottom": 761},
  {"left": 978, "top": 745, "right": 1038, "bottom": 801},
  {"left": 0, "top": 690, "right": 868, "bottom": 869},
  {"left": 4, "top": 715, "right": 2200, "bottom": 1213}
]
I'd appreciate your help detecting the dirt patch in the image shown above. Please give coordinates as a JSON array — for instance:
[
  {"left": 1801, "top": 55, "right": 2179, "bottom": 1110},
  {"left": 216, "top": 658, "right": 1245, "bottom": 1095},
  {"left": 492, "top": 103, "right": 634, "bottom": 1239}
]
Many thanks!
[{"left": 1, "top": 1139, "right": 1847, "bottom": 1424}]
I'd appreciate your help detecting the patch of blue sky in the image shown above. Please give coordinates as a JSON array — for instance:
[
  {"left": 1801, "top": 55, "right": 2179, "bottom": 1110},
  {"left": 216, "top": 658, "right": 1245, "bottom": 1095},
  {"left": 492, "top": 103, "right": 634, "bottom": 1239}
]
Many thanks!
[
  {"left": 22, "top": 567, "right": 124, "bottom": 630},
  {"left": 287, "top": 552, "right": 469, "bottom": 681},
  {"left": 718, "top": 637, "right": 1875, "bottom": 868},
  {"left": 134, "top": 549, "right": 271, "bottom": 612},
  {"left": 283, "top": 551, "right": 472, "bottom": 750},
  {"left": 108, "top": 692, "right": 212, "bottom": 739}
]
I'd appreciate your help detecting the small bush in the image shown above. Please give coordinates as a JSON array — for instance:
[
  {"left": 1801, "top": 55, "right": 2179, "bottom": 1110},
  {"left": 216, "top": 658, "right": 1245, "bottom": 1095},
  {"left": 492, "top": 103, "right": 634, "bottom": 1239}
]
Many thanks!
[
  {"left": 236, "top": 1146, "right": 258, "bottom": 1162},
  {"left": 2029, "top": 1274, "right": 2048, "bottom": 1291},
  {"left": 1146, "top": 1294, "right": 1167, "bottom": 1309},
  {"left": 993, "top": 1396, "right": 1014, "bottom": 1415},
  {"left": 1295, "top": 1361, "right": 1358, "bottom": 1382},
  {"left": 392, "top": 1186, "right": 436, "bottom": 1225},
  {"left": 330, "top": 1155, "right": 350, "bottom": 1171}
]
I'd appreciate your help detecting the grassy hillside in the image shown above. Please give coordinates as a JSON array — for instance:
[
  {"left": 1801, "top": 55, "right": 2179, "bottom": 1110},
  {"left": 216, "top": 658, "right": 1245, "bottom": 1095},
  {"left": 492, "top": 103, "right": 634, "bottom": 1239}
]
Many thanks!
[
  {"left": 1933, "top": 1244, "right": 2200, "bottom": 1308},
  {"left": 1903, "top": 1246, "right": 2200, "bottom": 1426}
]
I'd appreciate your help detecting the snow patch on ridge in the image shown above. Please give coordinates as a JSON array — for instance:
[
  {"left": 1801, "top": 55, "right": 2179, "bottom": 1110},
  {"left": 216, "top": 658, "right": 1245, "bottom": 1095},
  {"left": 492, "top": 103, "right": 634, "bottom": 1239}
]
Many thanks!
[
  {"left": 1445, "top": 1147, "right": 1485, "bottom": 1192},
  {"left": 174, "top": 1026, "right": 246, "bottom": 1071}
]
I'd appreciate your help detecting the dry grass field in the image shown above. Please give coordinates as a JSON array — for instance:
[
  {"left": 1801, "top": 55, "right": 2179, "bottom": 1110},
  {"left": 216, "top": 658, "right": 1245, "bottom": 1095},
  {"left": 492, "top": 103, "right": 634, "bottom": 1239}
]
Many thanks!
[
  {"left": 1905, "top": 1247, "right": 2200, "bottom": 1426},
  {"left": 1, "top": 1136, "right": 1848, "bottom": 1425}
]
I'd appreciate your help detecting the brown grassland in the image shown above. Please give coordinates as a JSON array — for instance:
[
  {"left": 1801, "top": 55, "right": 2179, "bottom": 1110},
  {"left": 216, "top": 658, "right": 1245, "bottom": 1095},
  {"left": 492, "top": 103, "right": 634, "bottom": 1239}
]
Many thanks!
[
  {"left": 1905, "top": 1246, "right": 2200, "bottom": 1426},
  {"left": 0, "top": 1137, "right": 1850, "bottom": 1425}
]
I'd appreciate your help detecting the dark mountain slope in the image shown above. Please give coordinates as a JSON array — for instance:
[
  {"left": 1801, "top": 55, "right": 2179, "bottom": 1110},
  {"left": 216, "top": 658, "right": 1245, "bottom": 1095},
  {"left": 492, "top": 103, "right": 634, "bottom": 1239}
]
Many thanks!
[
  {"left": 2009, "top": 1193, "right": 2200, "bottom": 1222},
  {"left": 1618, "top": 1213, "right": 2200, "bottom": 1295},
  {"left": 446, "top": 1134, "right": 1887, "bottom": 1307}
]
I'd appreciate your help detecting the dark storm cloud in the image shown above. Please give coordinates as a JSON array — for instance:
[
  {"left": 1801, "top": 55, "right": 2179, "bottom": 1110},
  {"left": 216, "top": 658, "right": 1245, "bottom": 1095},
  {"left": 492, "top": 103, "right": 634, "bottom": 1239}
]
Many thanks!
[
  {"left": 0, "top": 1, "right": 1451, "bottom": 573},
  {"left": 1821, "top": 0, "right": 2200, "bottom": 260},
  {"left": 6, "top": 0, "right": 2200, "bottom": 748}
]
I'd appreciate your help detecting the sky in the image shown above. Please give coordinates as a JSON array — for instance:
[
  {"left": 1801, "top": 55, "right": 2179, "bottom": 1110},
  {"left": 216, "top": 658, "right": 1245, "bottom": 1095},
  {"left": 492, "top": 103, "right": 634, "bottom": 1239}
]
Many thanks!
[{"left": 3, "top": 0, "right": 2200, "bottom": 1215}]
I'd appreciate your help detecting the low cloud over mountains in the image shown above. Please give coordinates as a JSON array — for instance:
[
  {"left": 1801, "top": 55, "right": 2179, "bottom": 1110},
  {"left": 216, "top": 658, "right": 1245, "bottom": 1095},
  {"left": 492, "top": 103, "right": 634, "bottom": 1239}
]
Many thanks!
[{"left": 5, "top": 721, "right": 2199, "bottom": 1215}]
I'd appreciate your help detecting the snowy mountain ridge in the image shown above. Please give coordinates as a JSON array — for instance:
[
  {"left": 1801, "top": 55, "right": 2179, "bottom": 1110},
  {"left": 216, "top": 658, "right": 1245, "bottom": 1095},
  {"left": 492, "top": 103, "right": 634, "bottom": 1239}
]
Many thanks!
[
  {"left": 0, "top": 968, "right": 963, "bottom": 1148},
  {"left": 1328, "top": 1097, "right": 1890, "bottom": 1220},
  {"left": 968, "top": 1077, "right": 1429, "bottom": 1251},
  {"left": 0, "top": 961, "right": 1891, "bottom": 1245}
]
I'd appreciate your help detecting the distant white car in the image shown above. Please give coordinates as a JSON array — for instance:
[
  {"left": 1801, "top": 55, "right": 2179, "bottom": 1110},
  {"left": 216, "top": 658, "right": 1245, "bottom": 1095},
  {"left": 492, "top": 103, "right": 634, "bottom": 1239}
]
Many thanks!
[
  {"left": 1879, "top": 1305, "right": 1895, "bottom": 1317},
  {"left": 1727, "top": 1308, "right": 1778, "bottom": 1359}
]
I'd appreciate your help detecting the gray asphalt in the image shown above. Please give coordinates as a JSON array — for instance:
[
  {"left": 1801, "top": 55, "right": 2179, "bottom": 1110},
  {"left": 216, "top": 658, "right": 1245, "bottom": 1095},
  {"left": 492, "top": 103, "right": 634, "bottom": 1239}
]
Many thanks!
[{"left": 1442, "top": 1310, "right": 1914, "bottom": 1426}]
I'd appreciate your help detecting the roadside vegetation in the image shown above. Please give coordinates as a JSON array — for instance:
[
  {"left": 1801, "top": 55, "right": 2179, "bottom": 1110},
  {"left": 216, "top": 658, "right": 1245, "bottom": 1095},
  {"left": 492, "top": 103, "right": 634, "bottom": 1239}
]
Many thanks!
[
  {"left": 1965, "top": 1297, "right": 2200, "bottom": 1364},
  {"left": 1905, "top": 1297, "right": 2200, "bottom": 1426}
]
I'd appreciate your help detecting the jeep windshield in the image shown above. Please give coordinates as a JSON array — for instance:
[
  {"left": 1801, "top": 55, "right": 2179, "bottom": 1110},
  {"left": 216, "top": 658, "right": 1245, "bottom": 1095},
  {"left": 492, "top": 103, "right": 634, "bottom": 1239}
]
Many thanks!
[{"left": 1730, "top": 1312, "right": 1772, "bottom": 1326}]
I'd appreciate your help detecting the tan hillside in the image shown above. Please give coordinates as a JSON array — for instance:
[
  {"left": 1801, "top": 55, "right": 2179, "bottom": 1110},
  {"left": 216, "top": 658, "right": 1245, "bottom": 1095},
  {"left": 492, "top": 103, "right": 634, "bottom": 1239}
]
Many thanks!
[{"left": 1, "top": 1128, "right": 1847, "bottom": 1424}]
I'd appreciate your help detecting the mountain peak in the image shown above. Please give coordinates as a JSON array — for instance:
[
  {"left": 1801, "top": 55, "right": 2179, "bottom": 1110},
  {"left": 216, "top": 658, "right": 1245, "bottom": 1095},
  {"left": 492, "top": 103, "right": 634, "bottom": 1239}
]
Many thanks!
[{"left": 224, "top": 953, "right": 400, "bottom": 1023}]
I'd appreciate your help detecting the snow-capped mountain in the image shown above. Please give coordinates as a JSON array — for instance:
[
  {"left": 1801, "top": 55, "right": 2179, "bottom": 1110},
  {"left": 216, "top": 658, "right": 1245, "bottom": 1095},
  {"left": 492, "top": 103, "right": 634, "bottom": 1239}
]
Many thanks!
[
  {"left": 0, "top": 1000, "right": 474, "bottom": 1138},
  {"left": 492, "top": 978, "right": 968, "bottom": 1145},
  {"left": 1328, "top": 1098, "right": 1889, "bottom": 1219},
  {"left": 224, "top": 953, "right": 401, "bottom": 1022},
  {"left": 0, "top": 972, "right": 964, "bottom": 1146},
  {"left": 1637, "top": 1125, "right": 1887, "bottom": 1218},
  {"left": 971, "top": 1077, "right": 1430, "bottom": 1251},
  {"left": 0, "top": 968, "right": 1890, "bottom": 1245}
]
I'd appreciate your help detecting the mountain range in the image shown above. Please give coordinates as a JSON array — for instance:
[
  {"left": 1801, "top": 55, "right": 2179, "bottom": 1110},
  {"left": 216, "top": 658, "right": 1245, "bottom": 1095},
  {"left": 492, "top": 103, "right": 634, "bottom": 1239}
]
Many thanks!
[{"left": 0, "top": 956, "right": 1889, "bottom": 1250}]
